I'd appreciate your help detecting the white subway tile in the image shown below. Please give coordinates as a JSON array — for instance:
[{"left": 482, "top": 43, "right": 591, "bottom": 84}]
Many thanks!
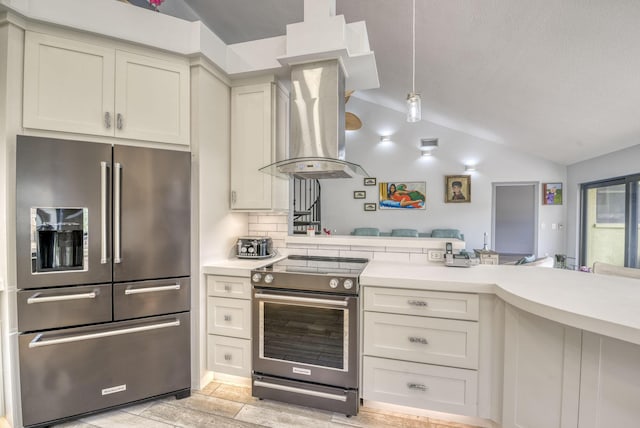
[
  {"left": 373, "top": 252, "right": 411, "bottom": 262},
  {"left": 339, "top": 250, "right": 374, "bottom": 260},
  {"left": 276, "top": 223, "right": 289, "bottom": 232},
  {"left": 286, "top": 244, "right": 318, "bottom": 250},
  {"left": 308, "top": 249, "right": 341, "bottom": 257},
  {"left": 248, "top": 215, "right": 258, "bottom": 224},
  {"left": 259, "top": 215, "right": 288, "bottom": 224},
  {"left": 315, "top": 244, "right": 350, "bottom": 251},
  {"left": 250, "top": 223, "right": 279, "bottom": 232},
  {"left": 409, "top": 253, "right": 429, "bottom": 264},
  {"left": 387, "top": 246, "right": 423, "bottom": 254},
  {"left": 350, "top": 245, "right": 381, "bottom": 252}
]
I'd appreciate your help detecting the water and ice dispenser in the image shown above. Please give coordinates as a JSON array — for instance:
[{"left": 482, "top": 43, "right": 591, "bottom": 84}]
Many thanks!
[{"left": 31, "top": 208, "right": 88, "bottom": 273}]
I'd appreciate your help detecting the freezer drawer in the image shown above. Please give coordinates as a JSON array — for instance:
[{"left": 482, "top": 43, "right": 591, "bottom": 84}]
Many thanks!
[
  {"left": 114, "top": 277, "right": 190, "bottom": 320},
  {"left": 19, "top": 312, "right": 190, "bottom": 427},
  {"left": 17, "top": 284, "right": 112, "bottom": 332}
]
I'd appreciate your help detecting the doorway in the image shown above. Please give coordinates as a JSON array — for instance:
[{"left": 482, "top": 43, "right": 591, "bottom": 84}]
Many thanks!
[{"left": 492, "top": 182, "right": 538, "bottom": 261}]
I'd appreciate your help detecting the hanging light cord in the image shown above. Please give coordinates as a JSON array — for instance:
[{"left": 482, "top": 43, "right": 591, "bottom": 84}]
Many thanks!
[{"left": 411, "top": 0, "right": 416, "bottom": 94}]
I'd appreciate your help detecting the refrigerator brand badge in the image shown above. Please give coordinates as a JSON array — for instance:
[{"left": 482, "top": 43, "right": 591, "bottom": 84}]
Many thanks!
[
  {"left": 293, "top": 367, "right": 311, "bottom": 376},
  {"left": 102, "top": 384, "right": 127, "bottom": 395}
]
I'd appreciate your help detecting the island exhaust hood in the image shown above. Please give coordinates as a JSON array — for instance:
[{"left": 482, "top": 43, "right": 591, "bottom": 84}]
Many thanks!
[{"left": 260, "top": 59, "right": 369, "bottom": 180}]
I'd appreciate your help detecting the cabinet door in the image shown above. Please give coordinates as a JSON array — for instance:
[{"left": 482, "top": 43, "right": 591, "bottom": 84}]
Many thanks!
[
  {"left": 578, "top": 332, "right": 640, "bottom": 428},
  {"left": 115, "top": 51, "right": 190, "bottom": 145},
  {"left": 23, "top": 32, "right": 115, "bottom": 136},
  {"left": 502, "top": 305, "right": 581, "bottom": 428},
  {"left": 230, "top": 83, "right": 274, "bottom": 210}
]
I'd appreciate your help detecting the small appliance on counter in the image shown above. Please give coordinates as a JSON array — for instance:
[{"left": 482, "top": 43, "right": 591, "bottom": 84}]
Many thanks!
[
  {"left": 236, "top": 236, "right": 273, "bottom": 259},
  {"left": 444, "top": 242, "right": 479, "bottom": 267}
]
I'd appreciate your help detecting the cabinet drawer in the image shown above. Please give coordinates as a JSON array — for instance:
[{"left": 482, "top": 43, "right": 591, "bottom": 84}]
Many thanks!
[
  {"left": 363, "top": 287, "right": 479, "bottom": 321},
  {"left": 207, "top": 297, "right": 251, "bottom": 339},
  {"left": 19, "top": 313, "right": 190, "bottom": 427},
  {"left": 207, "top": 335, "right": 251, "bottom": 377},
  {"left": 207, "top": 275, "right": 251, "bottom": 299},
  {"left": 114, "top": 277, "right": 189, "bottom": 320},
  {"left": 362, "top": 356, "right": 477, "bottom": 417},
  {"left": 364, "top": 312, "right": 479, "bottom": 369},
  {"left": 18, "top": 284, "right": 112, "bottom": 332}
]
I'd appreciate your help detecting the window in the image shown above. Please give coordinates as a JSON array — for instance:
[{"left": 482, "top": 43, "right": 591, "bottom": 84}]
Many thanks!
[{"left": 581, "top": 174, "right": 640, "bottom": 268}]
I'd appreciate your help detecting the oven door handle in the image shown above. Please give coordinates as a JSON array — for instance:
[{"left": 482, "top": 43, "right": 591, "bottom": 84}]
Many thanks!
[{"left": 254, "top": 293, "right": 348, "bottom": 307}]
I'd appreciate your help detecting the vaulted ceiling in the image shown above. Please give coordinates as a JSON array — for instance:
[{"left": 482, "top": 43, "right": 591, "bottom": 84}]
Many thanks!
[{"left": 170, "top": 0, "right": 640, "bottom": 166}]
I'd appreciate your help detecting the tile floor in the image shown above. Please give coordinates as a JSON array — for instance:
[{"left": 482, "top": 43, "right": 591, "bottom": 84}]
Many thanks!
[{"left": 54, "top": 380, "right": 479, "bottom": 428}]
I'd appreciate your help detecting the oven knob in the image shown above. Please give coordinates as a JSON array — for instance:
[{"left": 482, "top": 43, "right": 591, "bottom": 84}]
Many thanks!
[
  {"left": 343, "top": 279, "right": 354, "bottom": 290},
  {"left": 252, "top": 273, "right": 262, "bottom": 283},
  {"left": 264, "top": 274, "right": 274, "bottom": 284},
  {"left": 329, "top": 278, "right": 339, "bottom": 289}
]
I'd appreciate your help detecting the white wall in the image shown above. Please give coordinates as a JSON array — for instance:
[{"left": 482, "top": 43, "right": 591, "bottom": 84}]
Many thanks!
[
  {"left": 321, "top": 98, "right": 567, "bottom": 255},
  {"left": 566, "top": 143, "right": 640, "bottom": 263}
]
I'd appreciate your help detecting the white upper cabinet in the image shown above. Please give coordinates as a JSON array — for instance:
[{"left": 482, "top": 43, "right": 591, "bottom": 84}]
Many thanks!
[
  {"left": 23, "top": 31, "right": 189, "bottom": 146},
  {"left": 230, "top": 81, "right": 289, "bottom": 211}
]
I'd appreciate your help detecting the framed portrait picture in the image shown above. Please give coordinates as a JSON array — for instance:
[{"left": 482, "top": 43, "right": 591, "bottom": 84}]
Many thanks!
[
  {"left": 353, "top": 190, "right": 366, "bottom": 199},
  {"left": 378, "top": 181, "right": 426, "bottom": 209},
  {"left": 364, "top": 203, "right": 377, "bottom": 211},
  {"left": 542, "top": 182, "right": 563, "bottom": 205},
  {"left": 364, "top": 177, "right": 377, "bottom": 186},
  {"left": 445, "top": 175, "right": 471, "bottom": 203}
]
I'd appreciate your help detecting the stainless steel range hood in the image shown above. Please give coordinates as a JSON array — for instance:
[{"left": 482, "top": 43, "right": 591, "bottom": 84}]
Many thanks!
[{"left": 260, "top": 59, "right": 369, "bottom": 180}]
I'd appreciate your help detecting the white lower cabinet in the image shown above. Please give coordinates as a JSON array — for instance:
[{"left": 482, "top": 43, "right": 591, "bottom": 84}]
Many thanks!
[
  {"left": 207, "top": 335, "right": 252, "bottom": 378},
  {"left": 578, "top": 332, "right": 640, "bottom": 428},
  {"left": 206, "top": 275, "right": 252, "bottom": 377},
  {"left": 502, "top": 305, "right": 581, "bottom": 428},
  {"left": 362, "top": 286, "right": 480, "bottom": 417},
  {"left": 363, "top": 356, "right": 478, "bottom": 416}
]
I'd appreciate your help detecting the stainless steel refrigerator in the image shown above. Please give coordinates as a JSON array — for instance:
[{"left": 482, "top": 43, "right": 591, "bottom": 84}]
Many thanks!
[{"left": 15, "top": 135, "right": 191, "bottom": 428}]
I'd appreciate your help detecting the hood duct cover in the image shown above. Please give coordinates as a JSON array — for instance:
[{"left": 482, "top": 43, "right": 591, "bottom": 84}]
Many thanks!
[{"left": 260, "top": 59, "right": 369, "bottom": 180}]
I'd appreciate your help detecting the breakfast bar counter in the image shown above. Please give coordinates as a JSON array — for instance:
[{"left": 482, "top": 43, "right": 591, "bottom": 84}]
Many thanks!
[{"left": 361, "top": 261, "right": 640, "bottom": 346}]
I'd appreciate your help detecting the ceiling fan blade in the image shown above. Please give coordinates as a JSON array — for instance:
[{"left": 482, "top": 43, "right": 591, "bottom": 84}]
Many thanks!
[{"left": 346, "top": 112, "right": 362, "bottom": 130}]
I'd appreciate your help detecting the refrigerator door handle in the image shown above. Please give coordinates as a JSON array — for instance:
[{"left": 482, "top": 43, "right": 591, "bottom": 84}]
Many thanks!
[
  {"left": 28, "top": 319, "right": 180, "bottom": 348},
  {"left": 114, "top": 162, "right": 122, "bottom": 264},
  {"left": 124, "top": 284, "right": 181, "bottom": 295},
  {"left": 27, "top": 291, "right": 97, "bottom": 304},
  {"left": 100, "top": 161, "right": 109, "bottom": 264}
]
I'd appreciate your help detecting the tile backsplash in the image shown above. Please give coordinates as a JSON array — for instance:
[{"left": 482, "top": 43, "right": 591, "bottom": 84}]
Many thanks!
[{"left": 248, "top": 213, "right": 451, "bottom": 264}]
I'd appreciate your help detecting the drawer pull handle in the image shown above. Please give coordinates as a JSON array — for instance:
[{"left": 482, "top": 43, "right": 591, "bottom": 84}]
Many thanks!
[
  {"left": 407, "top": 300, "right": 428, "bottom": 307},
  {"left": 27, "top": 291, "right": 97, "bottom": 304},
  {"left": 407, "top": 383, "right": 428, "bottom": 392},
  {"left": 409, "top": 336, "right": 428, "bottom": 345},
  {"left": 224, "top": 353, "right": 232, "bottom": 361},
  {"left": 224, "top": 314, "right": 232, "bottom": 322},
  {"left": 224, "top": 284, "right": 232, "bottom": 292},
  {"left": 29, "top": 319, "right": 180, "bottom": 348},
  {"left": 125, "top": 284, "right": 181, "bottom": 295}
]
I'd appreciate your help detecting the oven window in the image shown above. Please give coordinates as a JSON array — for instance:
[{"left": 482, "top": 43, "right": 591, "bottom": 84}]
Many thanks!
[{"left": 262, "top": 302, "right": 346, "bottom": 370}]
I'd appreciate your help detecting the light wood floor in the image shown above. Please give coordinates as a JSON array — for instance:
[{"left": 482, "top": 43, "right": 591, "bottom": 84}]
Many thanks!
[{"left": 53, "top": 380, "right": 480, "bottom": 428}]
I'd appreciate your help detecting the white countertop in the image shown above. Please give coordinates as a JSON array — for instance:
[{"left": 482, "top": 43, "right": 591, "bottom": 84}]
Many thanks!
[
  {"left": 202, "top": 255, "right": 286, "bottom": 277},
  {"left": 361, "top": 261, "right": 640, "bottom": 346}
]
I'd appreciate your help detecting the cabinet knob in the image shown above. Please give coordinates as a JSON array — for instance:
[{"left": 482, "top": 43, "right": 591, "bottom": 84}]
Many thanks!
[
  {"left": 104, "top": 112, "right": 112, "bottom": 129},
  {"left": 224, "top": 353, "right": 232, "bottom": 361},
  {"left": 224, "top": 314, "right": 232, "bottom": 322},
  {"left": 407, "top": 383, "right": 428, "bottom": 392},
  {"left": 116, "top": 113, "right": 123, "bottom": 130},
  {"left": 409, "top": 336, "right": 428, "bottom": 345},
  {"left": 231, "top": 191, "right": 237, "bottom": 205}
]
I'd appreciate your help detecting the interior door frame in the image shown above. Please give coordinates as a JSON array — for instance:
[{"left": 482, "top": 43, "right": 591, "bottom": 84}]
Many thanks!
[{"left": 492, "top": 181, "right": 539, "bottom": 256}]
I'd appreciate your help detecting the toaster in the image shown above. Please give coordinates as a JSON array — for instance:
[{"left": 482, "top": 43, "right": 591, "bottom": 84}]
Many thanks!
[{"left": 236, "top": 236, "right": 273, "bottom": 258}]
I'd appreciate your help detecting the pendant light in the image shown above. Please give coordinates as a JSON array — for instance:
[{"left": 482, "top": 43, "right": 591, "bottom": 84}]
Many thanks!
[{"left": 407, "top": 0, "right": 421, "bottom": 122}]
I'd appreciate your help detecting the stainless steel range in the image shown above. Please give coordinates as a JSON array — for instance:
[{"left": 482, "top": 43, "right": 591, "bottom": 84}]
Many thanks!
[{"left": 251, "top": 255, "right": 368, "bottom": 416}]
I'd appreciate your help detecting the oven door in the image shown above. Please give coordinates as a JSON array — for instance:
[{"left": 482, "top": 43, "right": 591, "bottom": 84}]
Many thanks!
[{"left": 252, "top": 288, "right": 358, "bottom": 389}]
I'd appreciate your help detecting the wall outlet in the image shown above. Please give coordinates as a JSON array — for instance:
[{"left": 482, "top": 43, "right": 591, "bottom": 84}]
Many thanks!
[{"left": 428, "top": 250, "right": 445, "bottom": 261}]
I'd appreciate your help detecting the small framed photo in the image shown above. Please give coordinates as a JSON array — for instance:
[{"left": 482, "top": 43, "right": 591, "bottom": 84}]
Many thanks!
[
  {"left": 353, "top": 190, "right": 366, "bottom": 199},
  {"left": 364, "top": 177, "right": 377, "bottom": 186},
  {"left": 364, "top": 203, "right": 377, "bottom": 211},
  {"left": 543, "top": 183, "right": 563, "bottom": 205},
  {"left": 445, "top": 175, "right": 471, "bottom": 203}
]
